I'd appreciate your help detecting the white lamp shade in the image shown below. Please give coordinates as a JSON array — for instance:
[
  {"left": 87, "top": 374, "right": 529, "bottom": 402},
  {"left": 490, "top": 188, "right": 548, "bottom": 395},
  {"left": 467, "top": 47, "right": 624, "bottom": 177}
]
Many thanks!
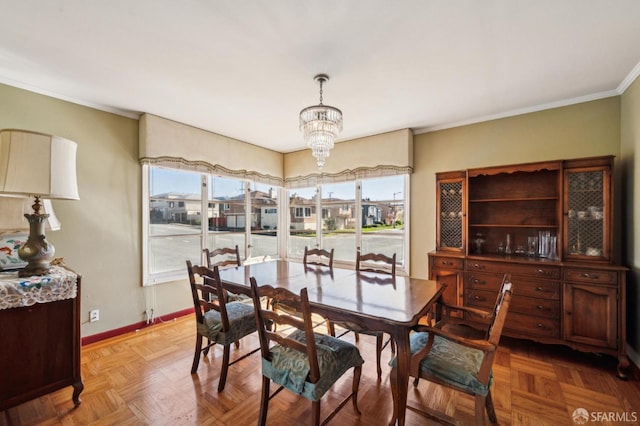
[
  {"left": 0, "top": 129, "right": 79, "bottom": 200},
  {"left": 0, "top": 196, "right": 61, "bottom": 231}
]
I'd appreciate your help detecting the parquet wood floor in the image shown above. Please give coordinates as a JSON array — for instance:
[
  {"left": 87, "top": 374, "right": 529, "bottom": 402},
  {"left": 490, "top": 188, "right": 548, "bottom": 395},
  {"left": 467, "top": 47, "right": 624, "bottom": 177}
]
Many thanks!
[{"left": 2, "top": 314, "right": 639, "bottom": 425}]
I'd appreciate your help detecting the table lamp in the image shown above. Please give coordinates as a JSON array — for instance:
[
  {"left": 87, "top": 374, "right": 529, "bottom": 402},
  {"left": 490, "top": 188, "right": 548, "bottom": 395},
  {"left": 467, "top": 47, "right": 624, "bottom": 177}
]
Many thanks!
[
  {"left": 0, "top": 129, "right": 79, "bottom": 277},
  {"left": 0, "top": 195, "right": 61, "bottom": 270}
]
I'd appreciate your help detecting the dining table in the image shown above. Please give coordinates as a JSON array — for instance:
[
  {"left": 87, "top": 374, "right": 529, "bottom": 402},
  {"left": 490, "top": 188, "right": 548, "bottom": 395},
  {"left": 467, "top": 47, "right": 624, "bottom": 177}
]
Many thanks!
[{"left": 217, "top": 259, "right": 446, "bottom": 426}]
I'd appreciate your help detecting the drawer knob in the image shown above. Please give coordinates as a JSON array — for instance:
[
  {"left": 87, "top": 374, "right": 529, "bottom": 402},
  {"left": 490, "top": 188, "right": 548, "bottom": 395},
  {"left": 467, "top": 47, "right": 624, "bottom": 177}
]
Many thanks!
[
  {"left": 442, "top": 261, "right": 453, "bottom": 266},
  {"left": 581, "top": 273, "right": 599, "bottom": 280},
  {"left": 473, "top": 279, "right": 485, "bottom": 285},
  {"left": 536, "top": 305, "right": 544, "bottom": 310},
  {"left": 473, "top": 295, "right": 485, "bottom": 301},
  {"left": 472, "top": 263, "right": 484, "bottom": 270},
  {"left": 535, "top": 286, "right": 544, "bottom": 292},
  {"left": 536, "top": 323, "right": 545, "bottom": 329},
  {"left": 536, "top": 269, "right": 549, "bottom": 275}
]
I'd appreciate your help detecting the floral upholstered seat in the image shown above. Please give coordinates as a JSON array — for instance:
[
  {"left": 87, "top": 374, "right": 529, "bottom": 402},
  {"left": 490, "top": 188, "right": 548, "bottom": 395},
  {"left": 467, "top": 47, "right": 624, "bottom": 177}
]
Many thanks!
[
  {"left": 263, "top": 329, "right": 364, "bottom": 401},
  {"left": 250, "top": 277, "right": 363, "bottom": 425},
  {"left": 197, "top": 301, "right": 257, "bottom": 346},
  {"left": 389, "top": 274, "right": 513, "bottom": 425},
  {"left": 187, "top": 261, "right": 260, "bottom": 392}
]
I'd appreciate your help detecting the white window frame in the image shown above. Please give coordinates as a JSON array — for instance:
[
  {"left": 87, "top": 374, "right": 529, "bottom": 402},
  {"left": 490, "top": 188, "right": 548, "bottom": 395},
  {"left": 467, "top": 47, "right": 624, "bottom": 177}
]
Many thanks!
[
  {"left": 294, "top": 207, "right": 312, "bottom": 218},
  {"left": 285, "top": 175, "right": 410, "bottom": 275},
  {"left": 142, "top": 165, "right": 283, "bottom": 285}
]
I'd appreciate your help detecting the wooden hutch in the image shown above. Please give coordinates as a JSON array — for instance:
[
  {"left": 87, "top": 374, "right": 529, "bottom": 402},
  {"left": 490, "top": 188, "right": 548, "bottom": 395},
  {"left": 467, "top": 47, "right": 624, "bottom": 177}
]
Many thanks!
[{"left": 428, "top": 155, "right": 629, "bottom": 378}]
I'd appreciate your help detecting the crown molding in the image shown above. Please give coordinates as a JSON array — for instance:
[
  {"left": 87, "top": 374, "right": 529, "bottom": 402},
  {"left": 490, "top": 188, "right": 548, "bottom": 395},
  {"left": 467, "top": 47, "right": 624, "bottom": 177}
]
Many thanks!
[
  {"left": 0, "top": 76, "right": 141, "bottom": 120},
  {"left": 617, "top": 60, "right": 640, "bottom": 94},
  {"left": 414, "top": 90, "right": 620, "bottom": 135},
  {"left": 416, "top": 60, "right": 640, "bottom": 135}
]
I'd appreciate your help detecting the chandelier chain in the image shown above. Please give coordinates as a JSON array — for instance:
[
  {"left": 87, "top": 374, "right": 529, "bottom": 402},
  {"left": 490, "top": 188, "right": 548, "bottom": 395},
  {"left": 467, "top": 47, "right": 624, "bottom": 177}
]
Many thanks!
[{"left": 319, "top": 79, "right": 324, "bottom": 104}]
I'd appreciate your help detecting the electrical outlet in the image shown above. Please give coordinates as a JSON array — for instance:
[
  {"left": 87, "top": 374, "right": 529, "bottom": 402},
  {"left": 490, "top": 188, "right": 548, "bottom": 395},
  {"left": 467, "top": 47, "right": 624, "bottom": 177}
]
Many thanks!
[{"left": 89, "top": 309, "right": 99, "bottom": 322}]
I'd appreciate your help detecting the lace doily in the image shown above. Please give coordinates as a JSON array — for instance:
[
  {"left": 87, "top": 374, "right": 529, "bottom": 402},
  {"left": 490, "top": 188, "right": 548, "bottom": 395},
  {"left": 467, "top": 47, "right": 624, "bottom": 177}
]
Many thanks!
[{"left": 0, "top": 266, "right": 78, "bottom": 310}]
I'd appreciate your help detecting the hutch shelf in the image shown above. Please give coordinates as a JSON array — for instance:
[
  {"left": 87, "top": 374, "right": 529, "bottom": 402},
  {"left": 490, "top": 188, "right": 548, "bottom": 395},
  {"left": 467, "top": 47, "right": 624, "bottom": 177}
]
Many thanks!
[{"left": 429, "top": 156, "right": 629, "bottom": 378}]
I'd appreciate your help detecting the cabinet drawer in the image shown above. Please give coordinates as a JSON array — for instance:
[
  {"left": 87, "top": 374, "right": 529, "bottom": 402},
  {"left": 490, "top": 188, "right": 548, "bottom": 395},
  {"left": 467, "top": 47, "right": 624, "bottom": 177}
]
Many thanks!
[
  {"left": 563, "top": 268, "right": 617, "bottom": 285},
  {"left": 466, "top": 259, "right": 560, "bottom": 279},
  {"left": 466, "top": 272, "right": 560, "bottom": 300},
  {"left": 466, "top": 289, "right": 559, "bottom": 317},
  {"left": 465, "top": 291, "right": 559, "bottom": 338},
  {"left": 505, "top": 312, "right": 560, "bottom": 339},
  {"left": 512, "top": 298, "right": 559, "bottom": 317},
  {"left": 431, "top": 256, "right": 464, "bottom": 270}
]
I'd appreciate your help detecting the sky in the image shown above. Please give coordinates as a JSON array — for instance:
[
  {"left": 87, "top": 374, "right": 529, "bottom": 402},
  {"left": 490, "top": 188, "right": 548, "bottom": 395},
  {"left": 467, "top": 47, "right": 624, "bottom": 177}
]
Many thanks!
[{"left": 150, "top": 167, "right": 405, "bottom": 201}]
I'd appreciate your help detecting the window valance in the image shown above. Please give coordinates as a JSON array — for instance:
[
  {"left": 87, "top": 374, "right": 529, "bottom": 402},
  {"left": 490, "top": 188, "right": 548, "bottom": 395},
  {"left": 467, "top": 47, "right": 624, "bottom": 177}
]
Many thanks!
[
  {"left": 139, "top": 114, "right": 284, "bottom": 186},
  {"left": 284, "top": 129, "right": 413, "bottom": 188},
  {"left": 140, "top": 114, "right": 413, "bottom": 188}
]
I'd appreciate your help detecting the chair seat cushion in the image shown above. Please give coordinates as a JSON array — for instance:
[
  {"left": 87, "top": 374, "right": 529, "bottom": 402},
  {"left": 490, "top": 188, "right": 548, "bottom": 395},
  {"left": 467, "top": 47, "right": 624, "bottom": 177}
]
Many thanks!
[
  {"left": 262, "top": 330, "right": 364, "bottom": 401},
  {"left": 389, "top": 331, "right": 492, "bottom": 396},
  {"left": 227, "top": 292, "right": 251, "bottom": 302},
  {"left": 197, "top": 301, "right": 256, "bottom": 345},
  {"left": 271, "top": 300, "right": 300, "bottom": 316}
]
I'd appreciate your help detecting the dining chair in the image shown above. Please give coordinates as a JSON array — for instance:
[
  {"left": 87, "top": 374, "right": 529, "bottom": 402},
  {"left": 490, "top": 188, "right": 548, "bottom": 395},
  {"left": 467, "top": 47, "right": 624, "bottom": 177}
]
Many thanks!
[
  {"left": 389, "top": 274, "right": 513, "bottom": 425},
  {"left": 356, "top": 250, "right": 396, "bottom": 276},
  {"left": 186, "top": 260, "right": 260, "bottom": 392},
  {"left": 303, "top": 246, "right": 334, "bottom": 268},
  {"left": 271, "top": 246, "right": 334, "bottom": 331},
  {"left": 203, "top": 245, "right": 247, "bottom": 303},
  {"left": 328, "top": 250, "right": 397, "bottom": 379},
  {"left": 203, "top": 245, "right": 241, "bottom": 268},
  {"left": 249, "top": 277, "right": 364, "bottom": 426}
]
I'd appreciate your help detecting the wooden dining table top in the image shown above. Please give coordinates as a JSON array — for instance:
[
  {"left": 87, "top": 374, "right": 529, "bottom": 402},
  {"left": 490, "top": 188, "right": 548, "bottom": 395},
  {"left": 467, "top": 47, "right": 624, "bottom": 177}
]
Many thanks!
[{"left": 217, "top": 259, "right": 442, "bottom": 327}]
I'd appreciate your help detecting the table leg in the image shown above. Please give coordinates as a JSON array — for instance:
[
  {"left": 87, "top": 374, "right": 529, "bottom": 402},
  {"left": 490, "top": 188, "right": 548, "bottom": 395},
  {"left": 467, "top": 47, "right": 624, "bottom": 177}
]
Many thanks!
[{"left": 390, "top": 328, "right": 410, "bottom": 426}]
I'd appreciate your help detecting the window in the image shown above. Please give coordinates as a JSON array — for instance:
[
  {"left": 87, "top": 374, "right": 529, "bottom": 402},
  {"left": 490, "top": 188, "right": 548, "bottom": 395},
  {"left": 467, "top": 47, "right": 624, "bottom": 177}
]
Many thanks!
[
  {"left": 143, "top": 165, "right": 282, "bottom": 285},
  {"left": 146, "top": 167, "right": 202, "bottom": 282},
  {"left": 286, "top": 175, "right": 409, "bottom": 272},
  {"left": 321, "top": 181, "right": 356, "bottom": 262},
  {"left": 288, "top": 187, "right": 317, "bottom": 258},
  {"left": 250, "top": 182, "right": 279, "bottom": 258},
  {"left": 361, "top": 175, "right": 406, "bottom": 265},
  {"left": 144, "top": 165, "right": 408, "bottom": 282},
  {"left": 206, "top": 175, "right": 246, "bottom": 263},
  {"left": 294, "top": 207, "right": 312, "bottom": 217}
]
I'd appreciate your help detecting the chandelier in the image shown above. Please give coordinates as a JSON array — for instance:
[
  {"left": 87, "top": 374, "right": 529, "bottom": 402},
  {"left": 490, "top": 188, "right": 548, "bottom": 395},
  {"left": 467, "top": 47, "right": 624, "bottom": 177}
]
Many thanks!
[{"left": 299, "top": 74, "right": 343, "bottom": 169}]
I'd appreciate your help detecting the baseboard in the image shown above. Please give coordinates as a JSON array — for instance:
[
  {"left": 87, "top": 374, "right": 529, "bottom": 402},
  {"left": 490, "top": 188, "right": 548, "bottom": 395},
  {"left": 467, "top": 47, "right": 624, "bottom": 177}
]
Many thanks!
[{"left": 81, "top": 307, "right": 194, "bottom": 346}]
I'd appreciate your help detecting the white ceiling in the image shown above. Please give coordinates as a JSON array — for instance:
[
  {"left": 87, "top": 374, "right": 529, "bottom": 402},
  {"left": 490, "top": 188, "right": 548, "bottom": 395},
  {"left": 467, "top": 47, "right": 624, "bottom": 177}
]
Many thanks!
[{"left": 1, "top": 0, "right": 640, "bottom": 153}]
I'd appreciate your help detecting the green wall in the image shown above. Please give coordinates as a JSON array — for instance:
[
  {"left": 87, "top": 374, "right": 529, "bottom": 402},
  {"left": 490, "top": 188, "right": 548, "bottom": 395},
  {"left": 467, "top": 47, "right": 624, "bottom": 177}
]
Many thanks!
[{"left": 0, "top": 83, "right": 191, "bottom": 337}]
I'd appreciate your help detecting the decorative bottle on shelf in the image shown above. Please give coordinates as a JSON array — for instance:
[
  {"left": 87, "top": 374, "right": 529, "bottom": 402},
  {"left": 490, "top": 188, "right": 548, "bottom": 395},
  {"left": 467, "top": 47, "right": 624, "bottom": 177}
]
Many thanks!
[
  {"left": 505, "top": 234, "right": 513, "bottom": 255},
  {"left": 548, "top": 236, "right": 558, "bottom": 260},
  {"left": 474, "top": 233, "right": 485, "bottom": 254},
  {"left": 538, "top": 230, "right": 550, "bottom": 257}
]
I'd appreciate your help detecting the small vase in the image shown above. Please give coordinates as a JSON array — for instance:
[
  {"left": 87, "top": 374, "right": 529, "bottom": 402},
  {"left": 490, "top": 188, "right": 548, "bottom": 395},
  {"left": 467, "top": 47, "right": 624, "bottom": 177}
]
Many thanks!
[
  {"left": 474, "top": 233, "right": 485, "bottom": 254},
  {"left": 505, "top": 234, "right": 513, "bottom": 255},
  {"left": 548, "top": 236, "right": 558, "bottom": 260}
]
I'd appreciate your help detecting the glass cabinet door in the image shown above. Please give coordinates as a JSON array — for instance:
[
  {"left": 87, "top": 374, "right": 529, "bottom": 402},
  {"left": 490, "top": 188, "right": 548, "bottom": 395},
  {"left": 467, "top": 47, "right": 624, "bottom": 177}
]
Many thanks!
[
  {"left": 436, "top": 172, "right": 465, "bottom": 252},
  {"left": 563, "top": 166, "right": 611, "bottom": 262}
]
